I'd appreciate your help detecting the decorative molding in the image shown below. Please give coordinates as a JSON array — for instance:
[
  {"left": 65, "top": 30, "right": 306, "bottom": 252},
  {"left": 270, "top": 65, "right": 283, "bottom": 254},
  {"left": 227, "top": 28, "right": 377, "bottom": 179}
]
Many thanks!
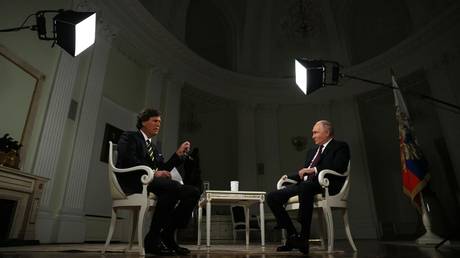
[
  {"left": 94, "top": 0, "right": 460, "bottom": 103},
  {"left": 0, "top": 44, "right": 45, "bottom": 170},
  {"left": 76, "top": 0, "right": 118, "bottom": 43},
  {"left": 75, "top": 0, "right": 96, "bottom": 12},
  {"left": 279, "top": 0, "right": 319, "bottom": 39},
  {"left": 96, "top": 19, "right": 118, "bottom": 43}
]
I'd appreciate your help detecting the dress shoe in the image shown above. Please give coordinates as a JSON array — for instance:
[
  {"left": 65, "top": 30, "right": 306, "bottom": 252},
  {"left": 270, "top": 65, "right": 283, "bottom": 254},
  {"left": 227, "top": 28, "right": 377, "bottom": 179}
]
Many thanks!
[
  {"left": 144, "top": 242, "right": 174, "bottom": 256},
  {"left": 276, "top": 244, "right": 293, "bottom": 252},
  {"left": 286, "top": 234, "right": 309, "bottom": 254},
  {"left": 170, "top": 246, "right": 191, "bottom": 255},
  {"left": 298, "top": 241, "right": 309, "bottom": 254},
  {"left": 161, "top": 232, "right": 191, "bottom": 255}
]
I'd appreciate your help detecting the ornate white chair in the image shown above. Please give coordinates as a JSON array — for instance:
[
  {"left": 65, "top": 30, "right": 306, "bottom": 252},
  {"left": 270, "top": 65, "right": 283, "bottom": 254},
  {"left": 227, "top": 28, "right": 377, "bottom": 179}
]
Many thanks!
[
  {"left": 101, "top": 141, "right": 157, "bottom": 256},
  {"left": 276, "top": 162, "right": 357, "bottom": 253}
]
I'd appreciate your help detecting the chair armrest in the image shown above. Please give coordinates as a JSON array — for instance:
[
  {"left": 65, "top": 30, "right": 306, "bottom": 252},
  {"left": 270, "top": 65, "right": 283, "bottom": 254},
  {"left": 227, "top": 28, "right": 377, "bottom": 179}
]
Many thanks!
[
  {"left": 318, "top": 169, "right": 347, "bottom": 188},
  {"left": 113, "top": 165, "right": 156, "bottom": 185},
  {"left": 276, "top": 175, "right": 298, "bottom": 190}
]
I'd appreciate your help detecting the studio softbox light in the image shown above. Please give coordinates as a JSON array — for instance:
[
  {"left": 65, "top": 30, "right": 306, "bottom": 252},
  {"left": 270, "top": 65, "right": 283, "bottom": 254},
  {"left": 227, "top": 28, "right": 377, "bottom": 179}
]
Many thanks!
[
  {"left": 294, "top": 59, "right": 325, "bottom": 95},
  {"left": 54, "top": 10, "right": 96, "bottom": 57}
]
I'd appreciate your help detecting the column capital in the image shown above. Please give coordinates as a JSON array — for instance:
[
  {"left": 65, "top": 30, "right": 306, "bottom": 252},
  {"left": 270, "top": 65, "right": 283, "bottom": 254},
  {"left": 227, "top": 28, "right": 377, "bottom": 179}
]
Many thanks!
[
  {"left": 165, "top": 77, "right": 185, "bottom": 89},
  {"left": 96, "top": 19, "right": 118, "bottom": 43},
  {"left": 237, "top": 101, "right": 256, "bottom": 112},
  {"left": 75, "top": 0, "right": 118, "bottom": 42},
  {"left": 150, "top": 66, "right": 169, "bottom": 78}
]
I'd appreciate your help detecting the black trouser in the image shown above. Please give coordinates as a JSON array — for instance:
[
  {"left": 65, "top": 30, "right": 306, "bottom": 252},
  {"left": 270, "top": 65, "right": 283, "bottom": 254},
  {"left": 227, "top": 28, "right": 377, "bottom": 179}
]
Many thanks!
[
  {"left": 267, "top": 179, "right": 342, "bottom": 239},
  {"left": 145, "top": 177, "right": 200, "bottom": 244}
]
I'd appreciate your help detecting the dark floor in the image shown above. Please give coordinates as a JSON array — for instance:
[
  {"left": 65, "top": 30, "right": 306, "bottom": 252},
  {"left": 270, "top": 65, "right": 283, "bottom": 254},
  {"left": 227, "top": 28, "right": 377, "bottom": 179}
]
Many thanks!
[{"left": 0, "top": 240, "right": 459, "bottom": 258}]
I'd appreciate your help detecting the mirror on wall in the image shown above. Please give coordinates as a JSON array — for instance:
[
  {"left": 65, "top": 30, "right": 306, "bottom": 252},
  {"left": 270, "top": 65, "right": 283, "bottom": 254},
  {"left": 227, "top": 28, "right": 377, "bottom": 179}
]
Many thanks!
[{"left": 0, "top": 44, "right": 44, "bottom": 166}]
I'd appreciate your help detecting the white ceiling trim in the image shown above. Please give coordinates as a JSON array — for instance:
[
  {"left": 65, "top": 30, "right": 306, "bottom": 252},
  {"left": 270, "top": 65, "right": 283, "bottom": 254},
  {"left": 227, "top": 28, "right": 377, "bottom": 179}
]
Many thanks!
[{"left": 94, "top": 0, "right": 460, "bottom": 104}]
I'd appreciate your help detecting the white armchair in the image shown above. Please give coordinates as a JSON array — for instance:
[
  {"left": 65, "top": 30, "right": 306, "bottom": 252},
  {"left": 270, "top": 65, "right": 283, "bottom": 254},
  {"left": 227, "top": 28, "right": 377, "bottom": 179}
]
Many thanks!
[
  {"left": 276, "top": 162, "right": 357, "bottom": 253},
  {"left": 101, "top": 141, "right": 157, "bottom": 256}
]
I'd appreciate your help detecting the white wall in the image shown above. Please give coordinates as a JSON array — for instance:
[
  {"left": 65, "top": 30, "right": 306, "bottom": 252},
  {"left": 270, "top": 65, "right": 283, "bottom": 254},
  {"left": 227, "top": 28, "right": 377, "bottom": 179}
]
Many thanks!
[
  {"left": 83, "top": 97, "right": 137, "bottom": 241},
  {"left": 102, "top": 46, "right": 149, "bottom": 113}
]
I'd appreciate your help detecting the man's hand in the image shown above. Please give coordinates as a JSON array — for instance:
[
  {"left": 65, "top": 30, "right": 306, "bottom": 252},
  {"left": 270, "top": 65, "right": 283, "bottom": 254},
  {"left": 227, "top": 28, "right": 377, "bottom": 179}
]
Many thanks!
[
  {"left": 176, "top": 141, "right": 191, "bottom": 156},
  {"left": 298, "top": 167, "right": 316, "bottom": 179},
  {"left": 154, "top": 170, "right": 171, "bottom": 178}
]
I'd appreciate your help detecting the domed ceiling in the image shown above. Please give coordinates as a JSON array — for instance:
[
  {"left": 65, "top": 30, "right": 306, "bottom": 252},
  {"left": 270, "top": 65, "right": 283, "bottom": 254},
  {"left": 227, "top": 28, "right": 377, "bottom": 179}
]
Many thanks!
[{"left": 139, "top": 0, "right": 454, "bottom": 78}]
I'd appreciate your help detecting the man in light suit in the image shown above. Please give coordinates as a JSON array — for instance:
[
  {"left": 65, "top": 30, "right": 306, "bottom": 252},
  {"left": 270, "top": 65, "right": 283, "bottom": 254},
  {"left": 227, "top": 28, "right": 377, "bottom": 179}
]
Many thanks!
[
  {"left": 116, "top": 108, "right": 200, "bottom": 256},
  {"left": 267, "top": 120, "right": 350, "bottom": 254}
]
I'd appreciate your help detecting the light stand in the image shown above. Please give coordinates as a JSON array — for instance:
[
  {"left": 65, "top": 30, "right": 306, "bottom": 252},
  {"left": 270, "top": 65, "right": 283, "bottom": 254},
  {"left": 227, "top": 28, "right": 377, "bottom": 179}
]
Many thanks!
[
  {"left": 0, "top": 9, "right": 96, "bottom": 57},
  {"left": 294, "top": 59, "right": 460, "bottom": 113}
]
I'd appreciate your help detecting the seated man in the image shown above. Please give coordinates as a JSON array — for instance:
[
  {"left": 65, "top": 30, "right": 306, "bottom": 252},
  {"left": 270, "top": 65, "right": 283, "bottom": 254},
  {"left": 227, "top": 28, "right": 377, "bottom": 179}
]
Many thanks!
[
  {"left": 267, "top": 120, "right": 350, "bottom": 254},
  {"left": 116, "top": 108, "right": 200, "bottom": 256}
]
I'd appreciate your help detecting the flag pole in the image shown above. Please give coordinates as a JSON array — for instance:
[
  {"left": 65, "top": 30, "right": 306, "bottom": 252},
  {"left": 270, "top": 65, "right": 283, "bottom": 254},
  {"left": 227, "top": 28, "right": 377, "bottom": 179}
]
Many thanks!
[{"left": 415, "top": 192, "right": 447, "bottom": 245}]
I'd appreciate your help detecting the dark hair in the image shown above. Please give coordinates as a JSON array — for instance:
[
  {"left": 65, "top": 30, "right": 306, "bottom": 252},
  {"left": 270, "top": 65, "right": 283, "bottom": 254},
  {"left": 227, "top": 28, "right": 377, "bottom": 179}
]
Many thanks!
[{"left": 136, "top": 108, "right": 161, "bottom": 129}]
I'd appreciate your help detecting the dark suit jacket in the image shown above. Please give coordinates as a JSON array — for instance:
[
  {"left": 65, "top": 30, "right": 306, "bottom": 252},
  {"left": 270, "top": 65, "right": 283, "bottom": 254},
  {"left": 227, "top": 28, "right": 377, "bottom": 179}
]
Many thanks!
[
  {"left": 115, "top": 131, "right": 182, "bottom": 194},
  {"left": 288, "top": 139, "right": 350, "bottom": 188}
]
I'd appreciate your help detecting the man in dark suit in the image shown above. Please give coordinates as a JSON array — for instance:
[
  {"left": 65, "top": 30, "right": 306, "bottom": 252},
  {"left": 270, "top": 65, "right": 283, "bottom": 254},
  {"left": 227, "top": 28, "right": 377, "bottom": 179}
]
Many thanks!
[
  {"left": 267, "top": 120, "right": 350, "bottom": 254},
  {"left": 116, "top": 108, "right": 200, "bottom": 256}
]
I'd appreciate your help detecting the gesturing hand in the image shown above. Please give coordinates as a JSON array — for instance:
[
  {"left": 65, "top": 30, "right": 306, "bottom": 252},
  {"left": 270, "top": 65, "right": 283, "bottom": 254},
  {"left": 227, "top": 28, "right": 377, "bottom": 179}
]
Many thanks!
[{"left": 176, "top": 141, "right": 191, "bottom": 156}]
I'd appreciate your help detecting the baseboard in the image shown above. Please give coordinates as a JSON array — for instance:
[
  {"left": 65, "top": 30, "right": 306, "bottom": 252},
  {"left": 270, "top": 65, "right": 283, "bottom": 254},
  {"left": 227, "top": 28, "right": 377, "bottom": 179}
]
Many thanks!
[
  {"left": 84, "top": 215, "right": 128, "bottom": 242},
  {"left": 35, "top": 210, "right": 57, "bottom": 243},
  {"left": 54, "top": 212, "right": 87, "bottom": 243}
]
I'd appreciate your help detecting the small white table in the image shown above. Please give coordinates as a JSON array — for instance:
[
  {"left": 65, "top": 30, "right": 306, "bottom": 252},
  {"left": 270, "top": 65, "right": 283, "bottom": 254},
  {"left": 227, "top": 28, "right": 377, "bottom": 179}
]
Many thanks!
[{"left": 197, "top": 190, "right": 266, "bottom": 247}]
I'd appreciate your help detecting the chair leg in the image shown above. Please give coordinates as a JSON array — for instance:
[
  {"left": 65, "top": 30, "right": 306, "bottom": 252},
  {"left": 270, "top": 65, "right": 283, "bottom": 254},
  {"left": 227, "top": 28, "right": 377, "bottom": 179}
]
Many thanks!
[
  {"left": 343, "top": 209, "right": 357, "bottom": 252},
  {"left": 322, "top": 206, "right": 334, "bottom": 253},
  {"left": 281, "top": 229, "right": 286, "bottom": 245},
  {"left": 102, "top": 208, "right": 118, "bottom": 254},
  {"left": 137, "top": 205, "right": 148, "bottom": 256},
  {"left": 316, "top": 209, "right": 327, "bottom": 250},
  {"left": 245, "top": 206, "right": 250, "bottom": 247},
  {"left": 127, "top": 209, "right": 138, "bottom": 252},
  {"left": 232, "top": 228, "right": 237, "bottom": 244},
  {"left": 197, "top": 206, "right": 202, "bottom": 246}
]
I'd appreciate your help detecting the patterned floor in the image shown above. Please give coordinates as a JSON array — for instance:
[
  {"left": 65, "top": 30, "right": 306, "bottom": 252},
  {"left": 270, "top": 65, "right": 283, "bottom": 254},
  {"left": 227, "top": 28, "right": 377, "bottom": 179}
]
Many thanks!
[{"left": 0, "top": 240, "right": 459, "bottom": 257}]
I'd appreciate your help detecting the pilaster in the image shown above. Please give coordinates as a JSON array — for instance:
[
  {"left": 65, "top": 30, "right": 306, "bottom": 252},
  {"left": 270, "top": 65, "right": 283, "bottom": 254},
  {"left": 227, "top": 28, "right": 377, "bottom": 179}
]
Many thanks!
[
  {"left": 159, "top": 79, "right": 183, "bottom": 157},
  {"left": 255, "top": 104, "right": 280, "bottom": 191},
  {"left": 34, "top": 52, "right": 80, "bottom": 243},
  {"left": 236, "top": 102, "right": 257, "bottom": 190},
  {"left": 55, "top": 24, "right": 113, "bottom": 243},
  {"left": 144, "top": 67, "right": 168, "bottom": 110}
]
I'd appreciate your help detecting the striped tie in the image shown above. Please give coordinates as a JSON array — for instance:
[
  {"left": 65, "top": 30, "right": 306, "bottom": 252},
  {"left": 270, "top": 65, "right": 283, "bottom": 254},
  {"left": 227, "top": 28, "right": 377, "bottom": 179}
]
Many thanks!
[{"left": 146, "top": 139, "right": 155, "bottom": 162}]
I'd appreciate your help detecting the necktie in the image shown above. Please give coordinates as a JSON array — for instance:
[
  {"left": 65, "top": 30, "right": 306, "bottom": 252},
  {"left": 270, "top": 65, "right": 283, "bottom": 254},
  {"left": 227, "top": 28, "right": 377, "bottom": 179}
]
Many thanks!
[
  {"left": 309, "top": 145, "right": 323, "bottom": 168},
  {"left": 146, "top": 140, "right": 155, "bottom": 162}
]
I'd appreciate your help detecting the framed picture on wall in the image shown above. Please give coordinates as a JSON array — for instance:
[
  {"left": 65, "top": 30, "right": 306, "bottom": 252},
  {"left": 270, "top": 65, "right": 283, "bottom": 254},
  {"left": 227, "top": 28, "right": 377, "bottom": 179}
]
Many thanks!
[{"left": 100, "top": 123, "right": 124, "bottom": 163}]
